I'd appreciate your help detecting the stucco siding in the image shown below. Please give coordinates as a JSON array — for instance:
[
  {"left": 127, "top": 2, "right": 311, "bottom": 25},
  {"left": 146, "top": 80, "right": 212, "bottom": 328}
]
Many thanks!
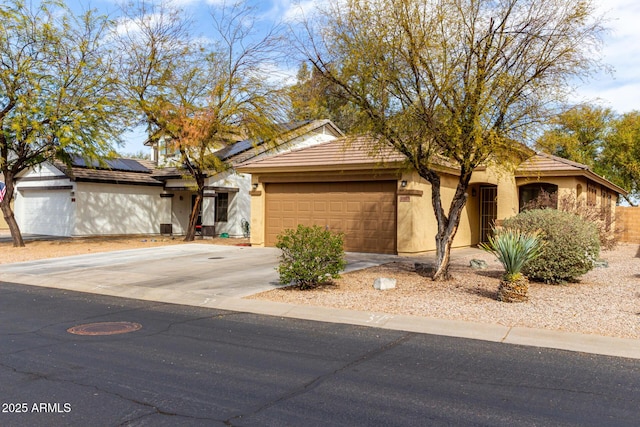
[
  {"left": 397, "top": 172, "right": 468, "bottom": 254},
  {"left": 206, "top": 172, "right": 250, "bottom": 237},
  {"left": 74, "top": 183, "right": 163, "bottom": 235},
  {"left": 213, "top": 174, "right": 251, "bottom": 237}
]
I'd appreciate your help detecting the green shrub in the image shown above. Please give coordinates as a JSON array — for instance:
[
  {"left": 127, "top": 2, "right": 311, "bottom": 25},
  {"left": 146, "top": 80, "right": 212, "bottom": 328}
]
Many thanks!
[
  {"left": 503, "top": 209, "right": 600, "bottom": 283},
  {"left": 275, "top": 224, "right": 346, "bottom": 289},
  {"left": 480, "top": 228, "right": 544, "bottom": 282}
]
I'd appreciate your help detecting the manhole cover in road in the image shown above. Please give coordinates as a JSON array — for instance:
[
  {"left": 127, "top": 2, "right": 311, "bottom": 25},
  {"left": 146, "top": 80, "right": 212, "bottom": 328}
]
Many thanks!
[{"left": 67, "top": 322, "right": 142, "bottom": 336}]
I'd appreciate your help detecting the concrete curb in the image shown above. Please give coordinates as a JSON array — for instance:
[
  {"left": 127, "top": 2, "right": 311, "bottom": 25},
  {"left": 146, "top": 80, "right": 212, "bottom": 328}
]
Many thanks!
[{"left": 3, "top": 272, "right": 639, "bottom": 360}]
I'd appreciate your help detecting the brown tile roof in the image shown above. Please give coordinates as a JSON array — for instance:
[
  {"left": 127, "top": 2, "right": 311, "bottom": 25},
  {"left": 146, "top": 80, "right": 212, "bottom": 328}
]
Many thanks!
[
  {"left": 516, "top": 152, "right": 627, "bottom": 195},
  {"left": 239, "top": 138, "right": 628, "bottom": 196},
  {"left": 237, "top": 136, "right": 407, "bottom": 172},
  {"left": 516, "top": 152, "right": 589, "bottom": 173}
]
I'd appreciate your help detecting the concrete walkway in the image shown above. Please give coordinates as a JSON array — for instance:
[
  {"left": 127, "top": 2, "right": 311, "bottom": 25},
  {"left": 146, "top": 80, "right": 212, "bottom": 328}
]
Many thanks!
[{"left": 1, "top": 243, "right": 638, "bottom": 360}]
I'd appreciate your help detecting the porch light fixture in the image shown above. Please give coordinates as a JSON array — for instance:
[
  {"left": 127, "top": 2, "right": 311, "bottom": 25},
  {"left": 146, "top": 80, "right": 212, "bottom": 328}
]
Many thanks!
[
  {"left": 400, "top": 180, "right": 407, "bottom": 188},
  {"left": 471, "top": 188, "right": 477, "bottom": 197},
  {"left": 252, "top": 183, "right": 259, "bottom": 190}
]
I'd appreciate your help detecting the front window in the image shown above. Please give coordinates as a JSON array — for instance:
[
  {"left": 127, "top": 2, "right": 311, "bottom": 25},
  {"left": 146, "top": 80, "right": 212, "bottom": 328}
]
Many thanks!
[
  {"left": 519, "top": 183, "right": 558, "bottom": 211},
  {"left": 216, "top": 193, "right": 229, "bottom": 222}
]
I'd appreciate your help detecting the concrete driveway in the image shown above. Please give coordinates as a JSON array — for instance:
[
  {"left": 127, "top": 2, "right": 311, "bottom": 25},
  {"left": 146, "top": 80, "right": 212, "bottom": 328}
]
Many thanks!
[{"left": 0, "top": 244, "right": 406, "bottom": 304}]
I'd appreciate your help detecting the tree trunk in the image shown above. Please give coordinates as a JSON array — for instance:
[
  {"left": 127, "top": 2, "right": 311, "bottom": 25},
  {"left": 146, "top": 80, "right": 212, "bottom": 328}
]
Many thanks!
[
  {"left": 497, "top": 276, "right": 529, "bottom": 302},
  {"left": 0, "top": 174, "right": 25, "bottom": 247},
  {"left": 432, "top": 228, "right": 455, "bottom": 281},
  {"left": 182, "top": 156, "right": 206, "bottom": 243},
  {"left": 184, "top": 192, "right": 201, "bottom": 242},
  {"left": 429, "top": 169, "right": 472, "bottom": 282}
]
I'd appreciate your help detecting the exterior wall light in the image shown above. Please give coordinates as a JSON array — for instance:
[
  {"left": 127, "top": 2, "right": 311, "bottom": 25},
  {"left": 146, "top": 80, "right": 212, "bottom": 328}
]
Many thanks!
[
  {"left": 252, "top": 183, "right": 259, "bottom": 190},
  {"left": 400, "top": 180, "right": 407, "bottom": 188}
]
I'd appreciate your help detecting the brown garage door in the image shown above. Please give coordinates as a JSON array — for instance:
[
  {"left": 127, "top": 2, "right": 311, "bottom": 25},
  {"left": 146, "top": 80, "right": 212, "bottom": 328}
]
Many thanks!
[{"left": 265, "top": 181, "right": 397, "bottom": 254}]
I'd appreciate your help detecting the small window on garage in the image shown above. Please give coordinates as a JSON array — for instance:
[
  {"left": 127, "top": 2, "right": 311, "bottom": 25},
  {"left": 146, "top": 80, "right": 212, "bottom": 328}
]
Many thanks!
[{"left": 216, "top": 193, "right": 229, "bottom": 222}]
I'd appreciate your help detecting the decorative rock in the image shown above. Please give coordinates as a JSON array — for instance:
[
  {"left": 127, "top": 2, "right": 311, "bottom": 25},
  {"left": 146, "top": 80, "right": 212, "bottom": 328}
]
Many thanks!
[
  {"left": 470, "top": 259, "right": 488, "bottom": 269},
  {"left": 594, "top": 259, "right": 609, "bottom": 268},
  {"left": 374, "top": 277, "right": 396, "bottom": 290}
]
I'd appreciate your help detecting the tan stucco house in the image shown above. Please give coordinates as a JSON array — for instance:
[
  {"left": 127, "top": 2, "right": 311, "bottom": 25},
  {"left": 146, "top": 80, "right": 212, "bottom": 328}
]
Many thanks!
[{"left": 237, "top": 136, "right": 627, "bottom": 255}]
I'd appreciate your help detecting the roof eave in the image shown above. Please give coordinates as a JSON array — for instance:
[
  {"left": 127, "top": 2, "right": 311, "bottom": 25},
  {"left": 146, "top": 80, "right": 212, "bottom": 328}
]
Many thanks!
[
  {"left": 516, "top": 170, "right": 628, "bottom": 196},
  {"left": 237, "top": 160, "right": 460, "bottom": 176}
]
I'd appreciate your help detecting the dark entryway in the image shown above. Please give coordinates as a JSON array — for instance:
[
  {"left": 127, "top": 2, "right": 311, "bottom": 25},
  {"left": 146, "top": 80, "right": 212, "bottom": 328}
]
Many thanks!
[{"left": 479, "top": 185, "right": 497, "bottom": 243}]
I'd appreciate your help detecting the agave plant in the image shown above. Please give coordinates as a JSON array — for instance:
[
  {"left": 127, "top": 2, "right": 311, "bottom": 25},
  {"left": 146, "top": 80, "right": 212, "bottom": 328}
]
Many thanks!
[{"left": 480, "top": 228, "right": 544, "bottom": 302}]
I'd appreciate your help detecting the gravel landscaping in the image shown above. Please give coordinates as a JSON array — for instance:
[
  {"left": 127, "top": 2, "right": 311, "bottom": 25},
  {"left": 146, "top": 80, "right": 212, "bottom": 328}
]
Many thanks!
[{"left": 250, "top": 243, "right": 640, "bottom": 340}]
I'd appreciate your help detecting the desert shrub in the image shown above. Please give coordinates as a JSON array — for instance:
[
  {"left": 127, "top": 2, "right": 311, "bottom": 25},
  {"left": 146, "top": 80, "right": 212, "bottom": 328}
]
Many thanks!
[
  {"left": 523, "top": 191, "right": 617, "bottom": 249},
  {"left": 558, "top": 195, "right": 618, "bottom": 250},
  {"left": 275, "top": 224, "right": 346, "bottom": 290},
  {"left": 503, "top": 209, "right": 600, "bottom": 283}
]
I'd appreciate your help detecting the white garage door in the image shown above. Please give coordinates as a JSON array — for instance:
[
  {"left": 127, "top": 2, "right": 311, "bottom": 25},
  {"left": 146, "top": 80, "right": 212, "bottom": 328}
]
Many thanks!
[{"left": 17, "top": 190, "right": 74, "bottom": 236}]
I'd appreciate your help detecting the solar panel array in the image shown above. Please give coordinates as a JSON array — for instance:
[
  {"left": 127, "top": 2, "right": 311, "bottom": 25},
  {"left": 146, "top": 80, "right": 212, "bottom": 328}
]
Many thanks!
[{"left": 71, "top": 156, "right": 150, "bottom": 173}]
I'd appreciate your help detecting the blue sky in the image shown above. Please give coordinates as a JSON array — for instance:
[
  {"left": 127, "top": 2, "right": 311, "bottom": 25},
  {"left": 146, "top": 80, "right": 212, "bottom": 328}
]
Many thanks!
[{"left": 66, "top": 0, "right": 640, "bottom": 155}]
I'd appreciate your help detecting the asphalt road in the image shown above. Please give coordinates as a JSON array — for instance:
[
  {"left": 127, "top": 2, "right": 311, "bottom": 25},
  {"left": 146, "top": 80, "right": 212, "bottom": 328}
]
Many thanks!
[{"left": 1, "top": 282, "right": 639, "bottom": 427}]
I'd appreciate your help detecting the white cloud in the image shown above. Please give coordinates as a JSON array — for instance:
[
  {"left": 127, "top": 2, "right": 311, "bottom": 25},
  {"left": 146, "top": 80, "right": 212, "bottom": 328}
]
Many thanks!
[
  {"left": 281, "top": 0, "right": 318, "bottom": 23},
  {"left": 573, "top": 0, "right": 640, "bottom": 112}
]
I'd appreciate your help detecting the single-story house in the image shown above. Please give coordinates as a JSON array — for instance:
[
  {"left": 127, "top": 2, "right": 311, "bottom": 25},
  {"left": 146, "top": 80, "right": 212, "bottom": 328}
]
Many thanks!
[
  {"left": 237, "top": 136, "right": 627, "bottom": 255},
  {"left": 13, "top": 120, "right": 343, "bottom": 237}
]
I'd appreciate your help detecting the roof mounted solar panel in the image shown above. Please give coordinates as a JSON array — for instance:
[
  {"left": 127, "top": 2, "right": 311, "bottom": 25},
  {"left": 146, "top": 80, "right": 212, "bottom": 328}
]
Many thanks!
[{"left": 70, "top": 156, "right": 150, "bottom": 173}]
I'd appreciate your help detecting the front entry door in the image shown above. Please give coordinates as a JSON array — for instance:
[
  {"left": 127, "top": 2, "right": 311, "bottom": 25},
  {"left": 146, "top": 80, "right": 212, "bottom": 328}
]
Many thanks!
[{"left": 479, "top": 186, "right": 497, "bottom": 243}]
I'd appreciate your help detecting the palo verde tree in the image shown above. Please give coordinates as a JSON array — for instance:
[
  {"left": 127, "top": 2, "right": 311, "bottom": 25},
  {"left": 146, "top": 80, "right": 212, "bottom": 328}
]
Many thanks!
[
  {"left": 297, "top": 0, "right": 605, "bottom": 280},
  {"left": 115, "top": 0, "right": 286, "bottom": 241},
  {"left": 536, "top": 105, "right": 615, "bottom": 167},
  {"left": 0, "top": 0, "right": 126, "bottom": 247}
]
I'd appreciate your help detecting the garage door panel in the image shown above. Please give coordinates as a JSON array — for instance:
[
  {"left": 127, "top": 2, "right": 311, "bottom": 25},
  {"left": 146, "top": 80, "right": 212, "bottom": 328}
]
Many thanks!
[
  {"left": 362, "top": 220, "right": 382, "bottom": 231},
  {"left": 361, "top": 201, "right": 379, "bottom": 211},
  {"left": 329, "top": 201, "right": 343, "bottom": 212},
  {"left": 328, "top": 219, "right": 343, "bottom": 229},
  {"left": 265, "top": 181, "right": 397, "bottom": 254},
  {"left": 346, "top": 201, "right": 361, "bottom": 212},
  {"left": 314, "top": 201, "right": 327, "bottom": 211},
  {"left": 297, "top": 201, "right": 311, "bottom": 213},
  {"left": 344, "top": 219, "right": 362, "bottom": 231}
]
